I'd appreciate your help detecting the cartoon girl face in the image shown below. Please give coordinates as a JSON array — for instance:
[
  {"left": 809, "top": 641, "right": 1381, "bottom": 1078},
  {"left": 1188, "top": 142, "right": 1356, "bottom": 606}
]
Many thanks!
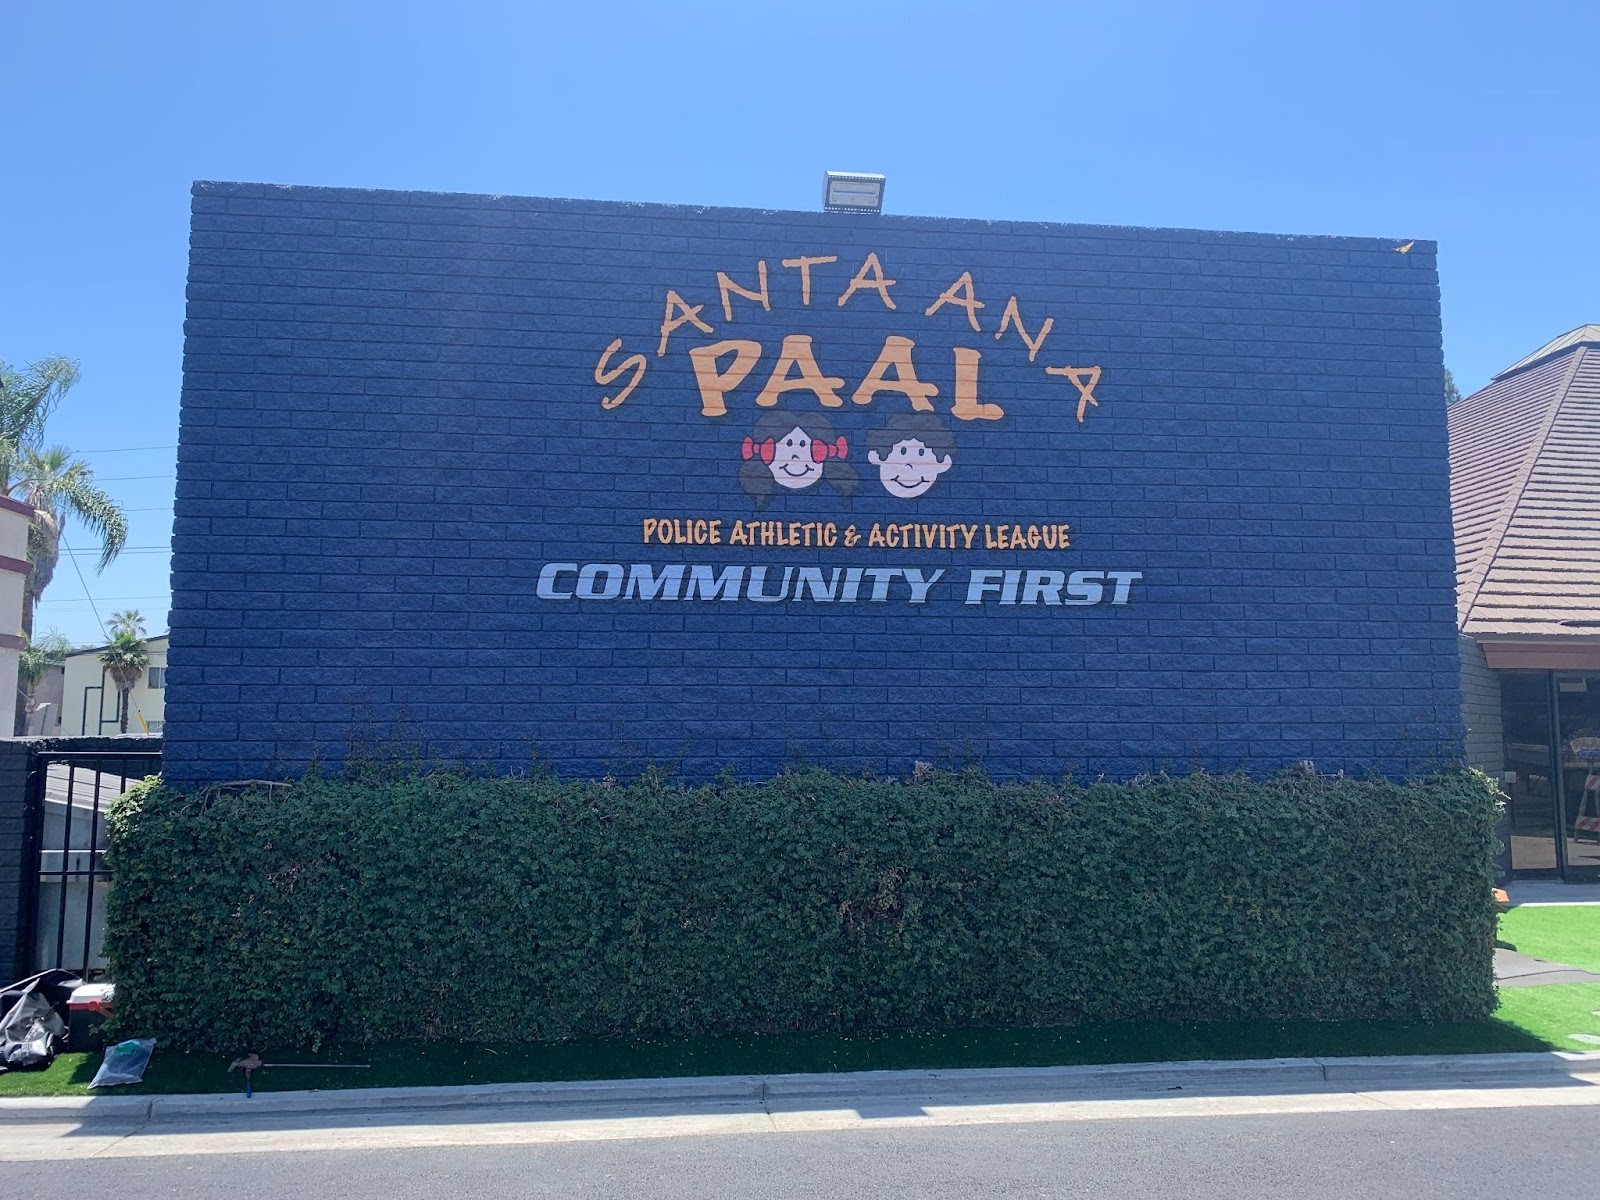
[
  {"left": 770, "top": 426, "right": 824, "bottom": 490},
  {"left": 739, "top": 413, "right": 856, "bottom": 509},
  {"left": 869, "top": 437, "right": 953, "bottom": 499},
  {"left": 741, "top": 425, "right": 848, "bottom": 491}
]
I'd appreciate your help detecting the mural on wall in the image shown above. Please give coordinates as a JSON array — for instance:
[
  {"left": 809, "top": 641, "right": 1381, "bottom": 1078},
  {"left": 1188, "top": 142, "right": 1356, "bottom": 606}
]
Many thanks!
[
  {"left": 573, "top": 249, "right": 1135, "bottom": 610},
  {"left": 168, "top": 182, "right": 1461, "bottom": 785},
  {"left": 738, "top": 411, "right": 857, "bottom": 507},
  {"left": 592, "top": 251, "right": 1105, "bottom": 469},
  {"left": 867, "top": 412, "right": 955, "bottom": 499}
]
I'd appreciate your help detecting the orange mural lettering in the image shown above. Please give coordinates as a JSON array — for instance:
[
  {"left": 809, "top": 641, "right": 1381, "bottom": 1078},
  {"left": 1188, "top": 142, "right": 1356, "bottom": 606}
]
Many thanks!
[
  {"left": 1046, "top": 364, "right": 1103, "bottom": 422},
  {"left": 994, "top": 295, "right": 1053, "bottom": 362},
  {"left": 852, "top": 335, "right": 939, "bottom": 412},
  {"left": 923, "top": 271, "right": 986, "bottom": 332},
  {"left": 835, "top": 252, "right": 898, "bottom": 310},
  {"left": 949, "top": 347, "right": 1002, "bottom": 421},
  {"left": 754, "top": 335, "right": 846, "bottom": 408},
  {"left": 594, "top": 339, "right": 647, "bottom": 410},
  {"left": 657, "top": 289, "right": 715, "bottom": 357},
  {"left": 780, "top": 255, "right": 839, "bottom": 306},
  {"left": 599, "top": 254, "right": 1107, "bottom": 436},
  {"left": 688, "top": 339, "right": 764, "bottom": 417},
  {"left": 717, "top": 261, "right": 771, "bottom": 322}
]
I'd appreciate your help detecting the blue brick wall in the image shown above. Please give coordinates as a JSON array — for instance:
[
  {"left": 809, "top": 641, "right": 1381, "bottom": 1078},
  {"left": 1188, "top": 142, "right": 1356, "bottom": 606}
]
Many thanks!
[{"left": 166, "top": 180, "right": 1462, "bottom": 784}]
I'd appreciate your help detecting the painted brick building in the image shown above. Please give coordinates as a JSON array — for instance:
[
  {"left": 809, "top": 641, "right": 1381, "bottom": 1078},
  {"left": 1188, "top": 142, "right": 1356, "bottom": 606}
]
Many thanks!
[{"left": 166, "top": 182, "right": 1460, "bottom": 785}]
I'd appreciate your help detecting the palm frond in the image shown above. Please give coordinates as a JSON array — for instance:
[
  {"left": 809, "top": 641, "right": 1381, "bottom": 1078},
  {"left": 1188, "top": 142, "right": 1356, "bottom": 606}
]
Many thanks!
[
  {"left": 18, "top": 633, "right": 71, "bottom": 686},
  {"left": 99, "top": 629, "right": 149, "bottom": 689},
  {"left": 108, "top": 609, "right": 147, "bottom": 638},
  {"left": 0, "top": 357, "right": 80, "bottom": 450},
  {"left": 19, "top": 445, "right": 129, "bottom": 569},
  {"left": 0, "top": 439, "right": 20, "bottom": 492}
]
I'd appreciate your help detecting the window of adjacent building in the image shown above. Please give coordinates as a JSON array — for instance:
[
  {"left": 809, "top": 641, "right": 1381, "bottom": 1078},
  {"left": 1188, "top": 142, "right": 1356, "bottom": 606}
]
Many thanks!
[
  {"left": 1501, "top": 672, "right": 1558, "bottom": 873},
  {"left": 1500, "top": 671, "right": 1600, "bottom": 880},
  {"left": 1556, "top": 674, "right": 1600, "bottom": 877},
  {"left": 146, "top": 667, "right": 164, "bottom": 690}
]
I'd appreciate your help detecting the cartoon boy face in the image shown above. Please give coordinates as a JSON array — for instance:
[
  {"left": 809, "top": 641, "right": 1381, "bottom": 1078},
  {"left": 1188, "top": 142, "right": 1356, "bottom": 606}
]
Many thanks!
[
  {"left": 766, "top": 426, "right": 825, "bottom": 490},
  {"left": 869, "top": 437, "right": 952, "bottom": 499}
]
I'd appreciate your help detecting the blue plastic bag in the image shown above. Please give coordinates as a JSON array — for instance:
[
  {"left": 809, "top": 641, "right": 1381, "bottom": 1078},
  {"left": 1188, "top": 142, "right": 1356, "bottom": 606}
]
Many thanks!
[{"left": 89, "top": 1038, "right": 155, "bottom": 1088}]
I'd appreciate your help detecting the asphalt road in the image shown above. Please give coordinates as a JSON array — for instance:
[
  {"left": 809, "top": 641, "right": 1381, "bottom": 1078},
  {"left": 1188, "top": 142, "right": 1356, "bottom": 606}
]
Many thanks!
[{"left": 7, "top": 1104, "right": 1597, "bottom": 1199}]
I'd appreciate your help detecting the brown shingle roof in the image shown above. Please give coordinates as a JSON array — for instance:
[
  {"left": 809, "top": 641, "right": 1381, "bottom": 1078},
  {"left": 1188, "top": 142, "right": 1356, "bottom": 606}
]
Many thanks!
[
  {"left": 1494, "top": 325, "right": 1600, "bottom": 380},
  {"left": 1451, "top": 328, "right": 1600, "bottom": 639}
]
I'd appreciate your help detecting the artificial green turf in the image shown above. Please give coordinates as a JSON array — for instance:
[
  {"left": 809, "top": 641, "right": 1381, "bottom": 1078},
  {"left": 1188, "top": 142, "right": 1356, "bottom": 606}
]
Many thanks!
[
  {"left": 0, "top": 1014, "right": 1557, "bottom": 1099},
  {"left": 1499, "top": 905, "right": 1600, "bottom": 973},
  {"left": 5, "top": 909, "right": 1595, "bottom": 1100},
  {"left": 1493, "top": 983, "right": 1600, "bottom": 1050}
]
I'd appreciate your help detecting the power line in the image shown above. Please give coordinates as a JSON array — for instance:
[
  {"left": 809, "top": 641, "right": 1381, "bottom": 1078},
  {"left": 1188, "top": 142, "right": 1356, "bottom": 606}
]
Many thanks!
[
  {"left": 55, "top": 535, "right": 155, "bottom": 730},
  {"left": 36, "top": 599, "right": 170, "bottom": 608},
  {"left": 58, "top": 534, "right": 112, "bottom": 633},
  {"left": 61, "top": 545, "right": 171, "bottom": 553},
  {"left": 93, "top": 474, "right": 176, "bottom": 482},
  {"left": 77, "top": 445, "right": 178, "bottom": 454}
]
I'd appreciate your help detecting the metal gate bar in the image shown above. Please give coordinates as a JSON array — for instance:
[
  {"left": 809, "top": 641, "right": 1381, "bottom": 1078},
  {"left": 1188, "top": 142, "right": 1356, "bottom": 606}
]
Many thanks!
[
  {"left": 24, "top": 749, "right": 161, "bottom": 980},
  {"left": 51, "top": 759, "right": 76, "bottom": 971}
]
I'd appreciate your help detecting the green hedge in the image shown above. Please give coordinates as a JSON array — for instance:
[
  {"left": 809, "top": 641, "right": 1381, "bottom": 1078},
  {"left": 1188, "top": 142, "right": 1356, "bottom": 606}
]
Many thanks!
[{"left": 104, "top": 766, "right": 1501, "bottom": 1050}]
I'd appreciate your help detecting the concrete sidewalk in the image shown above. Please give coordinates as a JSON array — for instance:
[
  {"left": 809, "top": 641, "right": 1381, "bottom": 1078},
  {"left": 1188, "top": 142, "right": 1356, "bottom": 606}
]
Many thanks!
[
  {"left": 5, "top": 1052, "right": 1600, "bottom": 1164},
  {"left": 1494, "top": 948, "right": 1600, "bottom": 987},
  {"left": 1505, "top": 881, "right": 1600, "bottom": 906}
]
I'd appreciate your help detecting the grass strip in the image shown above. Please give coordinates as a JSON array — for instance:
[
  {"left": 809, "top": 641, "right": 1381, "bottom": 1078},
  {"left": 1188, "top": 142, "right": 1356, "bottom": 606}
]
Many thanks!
[
  {"left": 1499, "top": 906, "right": 1600, "bottom": 974},
  {"left": 7, "top": 912, "right": 1595, "bottom": 1099},
  {"left": 0, "top": 1013, "right": 1558, "bottom": 1099},
  {"left": 1492, "top": 984, "right": 1600, "bottom": 1051}
]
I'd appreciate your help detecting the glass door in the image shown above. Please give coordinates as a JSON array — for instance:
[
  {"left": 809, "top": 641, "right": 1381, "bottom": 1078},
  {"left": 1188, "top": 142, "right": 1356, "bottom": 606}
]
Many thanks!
[
  {"left": 1502, "top": 672, "right": 1560, "bottom": 874},
  {"left": 1556, "top": 674, "right": 1600, "bottom": 879}
]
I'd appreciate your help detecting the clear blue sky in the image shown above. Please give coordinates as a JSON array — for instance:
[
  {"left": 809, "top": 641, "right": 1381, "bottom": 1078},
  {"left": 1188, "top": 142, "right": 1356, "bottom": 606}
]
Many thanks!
[{"left": 3, "top": 1, "right": 1596, "bottom": 645}]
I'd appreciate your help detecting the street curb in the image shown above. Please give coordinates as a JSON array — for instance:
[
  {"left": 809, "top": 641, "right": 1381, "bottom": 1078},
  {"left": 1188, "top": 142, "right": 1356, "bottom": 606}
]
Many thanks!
[{"left": 3, "top": 1051, "right": 1599, "bottom": 1125}]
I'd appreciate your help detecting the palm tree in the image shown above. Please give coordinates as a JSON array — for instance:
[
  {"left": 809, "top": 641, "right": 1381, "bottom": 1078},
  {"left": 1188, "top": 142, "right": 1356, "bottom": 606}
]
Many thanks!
[
  {"left": 108, "top": 609, "right": 146, "bottom": 638},
  {"left": 2, "top": 445, "right": 128, "bottom": 642},
  {"left": 0, "top": 357, "right": 130, "bottom": 645},
  {"left": 15, "top": 631, "right": 70, "bottom": 736},
  {"left": 0, "top": 356, "right": 79, "bottom": 448},
  {"left": 98, "top": 629, "right": 148, "bottom": 734}
]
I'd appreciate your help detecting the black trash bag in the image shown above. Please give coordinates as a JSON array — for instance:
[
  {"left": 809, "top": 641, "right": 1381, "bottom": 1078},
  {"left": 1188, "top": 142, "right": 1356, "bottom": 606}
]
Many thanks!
[{"left": 0, "top": 970, "right": 80, "bottom": 1072}]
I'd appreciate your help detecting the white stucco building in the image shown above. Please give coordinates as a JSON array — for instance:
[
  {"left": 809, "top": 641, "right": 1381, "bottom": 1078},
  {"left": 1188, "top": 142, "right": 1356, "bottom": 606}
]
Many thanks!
[
  {"left": 0, "top": 495, "right": 32, "bottom": 735},
  {"left": 59, "top": 634, "right": 168, "bottom": 735}
]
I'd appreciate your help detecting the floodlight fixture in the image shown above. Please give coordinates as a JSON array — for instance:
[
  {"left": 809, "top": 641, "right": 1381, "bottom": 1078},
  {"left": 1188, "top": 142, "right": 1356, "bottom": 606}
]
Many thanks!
[{"left": 823, "top": 171, "right": 885, "bottom": 214}]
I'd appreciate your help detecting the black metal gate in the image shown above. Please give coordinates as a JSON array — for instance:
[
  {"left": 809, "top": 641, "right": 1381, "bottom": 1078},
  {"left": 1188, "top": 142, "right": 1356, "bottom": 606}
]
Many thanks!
[{"left": 21, "top": 749, "right": 162, "bottom": 981}]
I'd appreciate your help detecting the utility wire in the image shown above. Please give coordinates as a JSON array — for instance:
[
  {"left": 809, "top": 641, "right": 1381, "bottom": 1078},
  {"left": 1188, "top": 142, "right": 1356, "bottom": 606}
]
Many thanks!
[
  {"left": 59, "top": 533, "right": 110, "bottom": 639},
  {"left": 61, "top": 545, "right": 171, "bottom": 554},
  {"left": 59, "top": 533, "right": 152, "bottom": 732}
]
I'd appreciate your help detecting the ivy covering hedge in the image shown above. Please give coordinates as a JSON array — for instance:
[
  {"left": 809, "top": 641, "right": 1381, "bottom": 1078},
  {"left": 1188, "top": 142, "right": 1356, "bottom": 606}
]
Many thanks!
[{"left": 104, "top": 766, "right": 1501, "bottom": 1050}]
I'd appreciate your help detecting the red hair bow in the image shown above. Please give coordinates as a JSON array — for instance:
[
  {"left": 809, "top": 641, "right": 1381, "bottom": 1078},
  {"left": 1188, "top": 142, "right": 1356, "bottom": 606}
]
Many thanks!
[
  {"left": 811, "top": 436, "right": 847, "bottom": 463},
  {"left": 742, "top": 434, "right": 847, "bottom": 464}
]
